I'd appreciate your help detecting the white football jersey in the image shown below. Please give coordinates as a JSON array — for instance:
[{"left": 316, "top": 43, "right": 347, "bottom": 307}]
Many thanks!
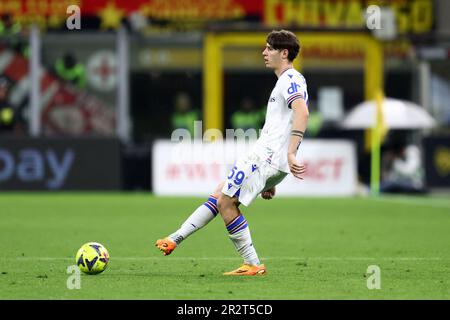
[{"left": 254, "top": 68, "right": 309, "bottom": 173}]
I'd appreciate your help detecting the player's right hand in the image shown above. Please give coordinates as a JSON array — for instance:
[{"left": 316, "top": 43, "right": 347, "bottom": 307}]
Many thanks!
[
  {"left": 288, "top": 153, "right": 306, "bottom": 179},
  {"left": 261, "top": 187, "right": 276, "bottom": 200}
]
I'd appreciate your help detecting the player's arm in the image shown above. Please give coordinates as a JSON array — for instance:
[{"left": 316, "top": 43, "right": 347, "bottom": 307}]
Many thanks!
[{"left": 288, "top": 98, "right": 309, "bottom": 179}]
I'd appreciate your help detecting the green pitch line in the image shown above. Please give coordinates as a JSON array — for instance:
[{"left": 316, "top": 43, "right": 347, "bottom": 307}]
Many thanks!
[{"left": 0, "top": 193, "right": 449, "bottom": 299}]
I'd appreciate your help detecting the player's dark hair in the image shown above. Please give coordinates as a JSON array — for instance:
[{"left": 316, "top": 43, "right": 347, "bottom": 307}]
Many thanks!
[{"left": 266, "top": 30, "right": 300, "bottom": 62}]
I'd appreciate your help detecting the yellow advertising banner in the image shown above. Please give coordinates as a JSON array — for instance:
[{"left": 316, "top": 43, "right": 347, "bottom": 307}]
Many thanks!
[
  {"left": 264, "top": 0, "right": 434, "bottom": 34},
  {"left": 137, "top": 40, "right": 411, "bottom": 70}
]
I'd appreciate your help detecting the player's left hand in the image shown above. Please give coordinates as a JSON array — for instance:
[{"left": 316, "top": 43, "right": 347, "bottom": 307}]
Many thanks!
[
  {"left": 288, "top": 153, "right": 306, "bottom": 179},
  {"left": 261, "top": 187, "right": 276, "bottom": 200}
]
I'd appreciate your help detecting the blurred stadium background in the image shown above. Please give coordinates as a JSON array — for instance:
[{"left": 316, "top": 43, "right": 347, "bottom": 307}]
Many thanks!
[
  {"left": 1, "top": 0, "right": 449, "bottom": 195},
  {"left": 0, "top": 0, "right": 450, "bottom": 299}
]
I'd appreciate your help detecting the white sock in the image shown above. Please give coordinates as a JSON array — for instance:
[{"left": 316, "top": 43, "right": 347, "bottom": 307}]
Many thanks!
[
  {"left": 168, "top": 195, "right": 218, "bottom": 245},
  {"left": 226, "top": 214, "right": 260, "bottom": 266}
]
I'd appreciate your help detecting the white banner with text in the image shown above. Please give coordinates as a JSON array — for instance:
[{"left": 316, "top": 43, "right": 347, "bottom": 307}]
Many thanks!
[{"left": 152, "top": 139, "right": 357, "bottom": 197}]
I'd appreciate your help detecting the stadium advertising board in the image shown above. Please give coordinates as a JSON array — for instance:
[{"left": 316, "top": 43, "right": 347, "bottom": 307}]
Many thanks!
[
  {"left": 424, "top": 136, "right": 450, "bottom": 189},
  {"left": 0, "top": 138, "right": 121, "bottom": 190},
  {"left": 0, "top": 0, "right": 433, "bottom": 35},
  {"left": 152, "top": 139, "right": 357, "bottom": 197},
  {"left": 135, "top": 40, "right": 412, "bottom": 70}
]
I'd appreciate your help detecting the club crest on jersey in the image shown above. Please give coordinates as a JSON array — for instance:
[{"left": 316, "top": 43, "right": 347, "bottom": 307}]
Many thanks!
[{"left": 287, "top": 82, "right": 301, "bottom": 94}]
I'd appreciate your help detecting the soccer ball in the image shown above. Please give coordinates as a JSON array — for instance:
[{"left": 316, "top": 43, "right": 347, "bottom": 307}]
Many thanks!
[{"left": 75, "top": 242, "right": 109, "bottom": 275}]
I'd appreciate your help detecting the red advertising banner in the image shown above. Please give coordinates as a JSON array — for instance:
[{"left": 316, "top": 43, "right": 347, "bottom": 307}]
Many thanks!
[{"left": 0, "top": 0, "right": 434, "bottom": 34}]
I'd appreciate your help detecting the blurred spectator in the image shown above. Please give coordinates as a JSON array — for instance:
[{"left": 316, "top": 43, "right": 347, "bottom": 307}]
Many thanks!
[
  {"left": 54, "top": 53, "right": 87, "bottom": 88},
  {"left": 380, "top": 134, "right": 426, "bottom": 194},
  {"left": 0, "top": 76, "right": 27, "bottom": 134},
  {"left": 306, "top": 110, "right": 323, "bottom": 138},
  {"left": 0, "top": 14, "right": 28, "bottom": 57},
  {"left": 306, "top": 99, "right": 324, "bottom": 138},
  {"left": 0, "top": 14, "right": 21, "bottom": 40},
  {"left": 171, "top": 92, "right": 200, "bottom": 136},
  {"left": 0, "top": 77, "right": 14, "bottom": 133},
  {"left": 0, "top": 14, "right": 22, "bottom": 44},
  {"left": 230, "top": 97, "right": 265, "bottom": 131}
]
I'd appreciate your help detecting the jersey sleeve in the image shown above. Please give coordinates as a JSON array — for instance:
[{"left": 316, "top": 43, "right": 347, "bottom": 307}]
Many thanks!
[{"left": 281, "top": 75, "right": 308, "bottom": 109}]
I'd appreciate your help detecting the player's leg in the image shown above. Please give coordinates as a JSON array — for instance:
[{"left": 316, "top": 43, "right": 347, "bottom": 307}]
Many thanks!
[
  {"left": 218, "top": 191, "right": 265, "bottom": 275},
  {"left": 220, "top": 164, "right": 287, "bottom": 275},
  {"left": 155, "top": 182, "right": 223, "bottom": 256}
]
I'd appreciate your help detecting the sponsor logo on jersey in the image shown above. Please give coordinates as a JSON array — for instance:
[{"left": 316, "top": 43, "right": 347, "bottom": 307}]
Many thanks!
[
  {"left": 287, "top": 82, "right": 301, "bottom": 94},
  {"left": 265, "top": 152, "right": 274, "bottom": 164}
]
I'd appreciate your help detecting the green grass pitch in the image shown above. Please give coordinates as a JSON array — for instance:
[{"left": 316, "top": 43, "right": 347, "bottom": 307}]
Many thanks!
[{"left": 0, "top": 193, "right": 449, "bottom": 299}]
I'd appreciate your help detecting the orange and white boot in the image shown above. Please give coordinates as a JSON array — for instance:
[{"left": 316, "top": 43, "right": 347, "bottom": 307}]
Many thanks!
[
  {"left": 223, "top": 264, "right": 266, "bottom": 276},
  {"left": 155, "top": 238, "right": 177, "bottom": 256}
]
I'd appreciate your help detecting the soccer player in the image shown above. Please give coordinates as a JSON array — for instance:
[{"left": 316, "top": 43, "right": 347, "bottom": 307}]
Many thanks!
[{"left": 156, "top": 30, "right": 309, "bottom": 276}]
